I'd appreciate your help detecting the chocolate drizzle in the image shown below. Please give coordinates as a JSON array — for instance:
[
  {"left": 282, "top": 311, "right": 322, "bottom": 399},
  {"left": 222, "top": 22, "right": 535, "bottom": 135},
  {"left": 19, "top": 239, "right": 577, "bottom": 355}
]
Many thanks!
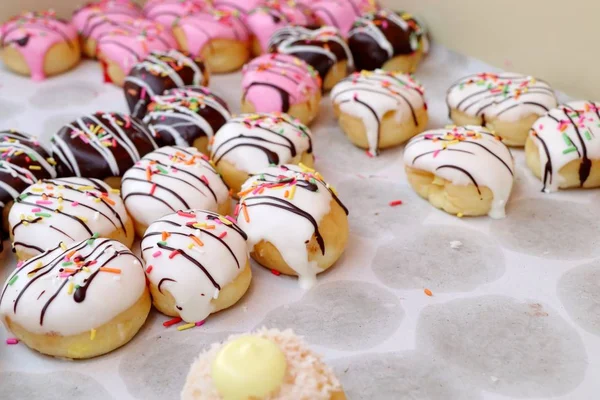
[{"left": 157, "top": 277, "right": 177, "bottom": 293}]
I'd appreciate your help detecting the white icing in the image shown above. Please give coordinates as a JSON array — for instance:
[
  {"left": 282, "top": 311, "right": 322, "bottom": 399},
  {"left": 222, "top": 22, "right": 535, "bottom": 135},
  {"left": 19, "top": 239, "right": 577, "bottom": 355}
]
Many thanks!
[
  {"left": 141, "top": 209, "right": 249, "bottom": 323},
  {"left": 9, "top": 177, "right": 131, "bottom": 256},
  {"left": 236, "top": 164, "right": 337, "bottom": 288},
  {"left": 330, "top": 69, "right": 427, "bottom": 155},
  {"left": 529, "top": 101, "right": 600, "bottom": 193},
  {"left": 446, "top": 72, "right": 558, "bottom": 122},
  {"left": 403, "top": 126, "right": 515, "bottom": 219},
  {"left": 210, "top": 113, "right": 313, "bottom": 174},
  {"left": 0, "top": 238, "right": 147, "bottom": 336},
  {"left": 121, "top": 146, "right": 230, "bottom": 228}
]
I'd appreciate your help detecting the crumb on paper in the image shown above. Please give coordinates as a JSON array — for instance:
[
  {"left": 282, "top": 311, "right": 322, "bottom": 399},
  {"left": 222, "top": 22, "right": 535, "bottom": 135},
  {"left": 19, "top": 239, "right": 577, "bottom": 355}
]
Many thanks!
[{"left": 450, "top": 240, "right": 463, "bottom": 249}]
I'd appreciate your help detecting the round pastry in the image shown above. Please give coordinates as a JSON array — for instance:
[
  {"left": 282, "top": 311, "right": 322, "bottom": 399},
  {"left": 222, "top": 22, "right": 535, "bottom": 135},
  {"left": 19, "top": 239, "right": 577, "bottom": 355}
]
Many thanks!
[
  {"left": 72, "top": 0, "right": 143, "bottom": 58},
  {"left": 0, "top": 11, "right": 81, "bottom": 81},
  {"left": 145, "top": 86, "right": 231, "bottom": 153},
  {"left": 241, "top": 54, "right": 322, "bottom": 125},
  {"left": 526, "top": 101, "right": 600, "bottom": 193},
  {"left": 309, "top": 0, "right": 378, "bottom": 36},
  {"left": 182, "top": 328, "right": 345, "bottom": 399},
  {"left": 95, "top": 18, "right": 177, "bottom": 86},
  {"left": 143, "top": 0, "right": 208, "bottom": 26},
  {"left": 0, "top": 237, "right": 151, "bottom": 359},
  {"left": 9, "top": 177, "right": 134, "bottom": 260},
  {"left": 403, "top": 125, "right": 515, "bottom": 219},
  {"left": 246, "top": 0, "right": 316, "bottom": 55},
  {"left": 122, "top": 146, "right": 231, "bottom": 237},
  {"left": 213, "top": 0, "right": 265, "bottom": 20},
  {"left": 331, "top": 69, "right": 428, "bottom": 156},
  {"left": 172, "top": 10, "right": 250, "bottom": 73},
  {"left": 141, "top": 209, "right": 251, "bottom": 323},
  {"left": 268, "top": 25, "right": 353, "bottom": 91},
  {"left": 447, "top": 72, "right": 558, "bottom": 147},
  {"left": 210, "top": 113, "right": 314, "bottom": 195},
  {"left": 348, "top": 9, "right": 428, "bottom": 73},
  {"left": 236, "top": 164, "right": 348, "bottom": 288},
  {"left": 50, "top": 112, "right": 159, "bottom": 187},
  {"left": 124, "top": 50, "right": 210, "bottom": 119},
  {"left": 0, "top": 130, "right": 57, "bottom": 234}
]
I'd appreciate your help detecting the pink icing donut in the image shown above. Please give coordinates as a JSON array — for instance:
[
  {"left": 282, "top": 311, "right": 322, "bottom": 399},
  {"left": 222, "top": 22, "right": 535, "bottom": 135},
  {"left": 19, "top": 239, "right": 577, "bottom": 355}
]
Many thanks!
[
  {"left": 242, "top": 53, "right": 321, "bottom": 114},
  {"left": 213, "top": 0, "right": 265, "bottom": 19},
  {"left": 0, "top": 11, "right": 79, "bottom": 81},
  {"left": 174, "top": 10, "right": 249, "bottom": 57},
  {"left": 143, "top": 0, "right": 210, "bottom": 27},
  {"left": 96, "top": 18, "right": 178, "bottom": 80},
  {"left": 310, "top": 0, "right": 378, "bottom": 36},
  {"left": 246, "top": 0, "right": 316, "bottom": 53},
  {"left": 72, "top": 0, "right": 142, "bottom": 36}
]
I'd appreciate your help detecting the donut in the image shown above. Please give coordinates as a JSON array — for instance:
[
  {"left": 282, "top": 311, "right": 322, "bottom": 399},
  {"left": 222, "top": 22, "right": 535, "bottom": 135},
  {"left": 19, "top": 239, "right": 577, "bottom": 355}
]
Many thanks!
[
  {"left": 236, "top": 164, "right": 348, "bottom": 288},
  {"left": 72, "top": 0, "right": 143, "bottom": 58},
  {"left": 124, "top": 50, "right": 210, "bottom": 119},
  {"left": 141, "top": 209, "right": 252, "bottom": 323},
  {"left": 144, "top": 86, "right": 231, "bottom": 153},
  {"left": 309, "top": 0, "right": 378, "bottom": 36},
  {"left": 348, "top": 9, "right": 428, "bottom": 73},
  {"left": 0, "top": 130, "right": 57, "bottom": 236},
  {"left": 95, "top": 18, "right": 178, "bottom": 86},
  {"left": 210, "top": 113, "right": 314, "bottom": 195},
  {"left": 447, "top": 72, "right": 558, "bottom": 147},
  {"left": 121, "top": 146, "right": 231, "bottom": 237},
  {"left": 526, "top": 101, "right": 600, "bottom": 193},
  {"left": 9, "top": 177, "right": 134, "bottom": 261},
  {"left": 50, "top": 112, "right": 159, "bottom": 187},
  {"left": 241, "top": 54, "right": 322, "bottom": 125},
  {"left": 246, "top": 0, "right": 316, "bottom": 55},
  {"left": 403, "top": 126, "right": 515, "bottom": 219},
  {"left": 213, "top": 0, "right": 265, "bottom": 20},
  {"left": 0, "top": 11, "right": 81, "bottom": 81},
  {"left": 268, "top": 25, "right": 353, "bottom": 91},
  {"left": 0, "top": 238, "right": 151, "bottom": 359},
  {"left": 143, "top": 0, "right": 208, "bottom": 26},
  {"left": 172, "top": 10, "right": 250, "bottom": 73},
  {"left": 330, "top": 69, "right": 428, "bottom": 156},
  {"left": 182, "top": 328, "right": 345, "bottom": 399}
]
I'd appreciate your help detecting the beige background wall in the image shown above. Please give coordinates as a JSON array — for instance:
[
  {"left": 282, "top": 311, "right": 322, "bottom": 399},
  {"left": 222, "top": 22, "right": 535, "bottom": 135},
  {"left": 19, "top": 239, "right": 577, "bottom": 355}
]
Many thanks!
[{"left": 1, "top": 0, "right": 599, "bottom": 99}]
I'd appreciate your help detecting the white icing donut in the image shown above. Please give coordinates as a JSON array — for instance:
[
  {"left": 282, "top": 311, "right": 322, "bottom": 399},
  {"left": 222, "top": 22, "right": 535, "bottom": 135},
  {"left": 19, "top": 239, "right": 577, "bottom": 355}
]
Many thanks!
[
  {"left": 446, "top": 72, "right": 558, "bottom": 122},
  {"left": 331, "top": 69, "right": 427, "bottom": 155},
  {"left": 141, "top": 209, "right": 249, "bottom": 323},
  {"left": 9, "top": 177, "right": 132, "bottom": 256},
  {"left": 210, "top": 113, "right": 313, "bottom": 175},
  {"left": 121, "top": 146, "right": 230, "bottom": 229},
  {"left": 236, "top": 164, "right": 347, "bottom": 288},
  {"left": 529, "top": 101, "right": 600, "bottom": 192},
  {"left": 403, "top": 126, "right": 515, "bottom": 219},
  {"left": 0, "top": 238, "right": 146, "bottom": 336}
]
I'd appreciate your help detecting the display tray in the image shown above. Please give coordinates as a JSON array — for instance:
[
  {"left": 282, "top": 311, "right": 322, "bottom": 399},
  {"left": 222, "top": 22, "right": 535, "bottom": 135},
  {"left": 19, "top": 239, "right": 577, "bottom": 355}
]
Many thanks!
[{"left": 1, "top": 44, "right": 599, "bottom": 400}]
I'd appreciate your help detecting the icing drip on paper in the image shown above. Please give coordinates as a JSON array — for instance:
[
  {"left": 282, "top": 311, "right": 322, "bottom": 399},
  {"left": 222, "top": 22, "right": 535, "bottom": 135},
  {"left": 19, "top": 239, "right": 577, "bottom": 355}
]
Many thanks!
[{"left": 404, "top": 125, "right": 515, "bottom": 219}]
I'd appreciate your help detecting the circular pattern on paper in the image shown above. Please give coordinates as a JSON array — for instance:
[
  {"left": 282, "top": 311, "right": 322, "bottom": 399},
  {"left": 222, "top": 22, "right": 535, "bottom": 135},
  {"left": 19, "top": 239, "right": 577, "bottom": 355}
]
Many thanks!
[
  {"left": 0, "top": 371, "right": 112, "bottom": 400},
  {"left": 558, "top": 261, "right": 600, "bottom": 336},
  {"left": 29, "top": 81, "right": 100, "bottom": 109}
]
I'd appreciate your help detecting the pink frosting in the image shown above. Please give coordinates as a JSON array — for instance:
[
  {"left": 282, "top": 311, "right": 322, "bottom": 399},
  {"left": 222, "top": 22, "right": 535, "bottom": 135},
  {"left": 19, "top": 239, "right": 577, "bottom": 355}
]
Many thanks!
[
  {"left": 96, "top": 18, "right": 178, "bottom": 75},
  {"left": 245, "top": 0, "right": 315, "bottom": 52},
  {"left": 72, "top": 0, "right": 142, "bottom": 35},
  {"left": 143, "top": 0, "right": 210, "bottom": 27},
  {"left": 213, "top": 0, "right": 265, "bottom": 19},
  {"left": 242, "top": 53, "right": 321, "bottom": 113},
  {"left": 0, "top": 11, "right": 78, "bottom": 81},
  {"left": 80, "top": 14, "right": 141, "bottom": 42},
  {"left": 310, "top": 0, "right": 378, "bottom": 36},
  {"left": 175, "top": 11, "right": 249, "bottom": 56}
]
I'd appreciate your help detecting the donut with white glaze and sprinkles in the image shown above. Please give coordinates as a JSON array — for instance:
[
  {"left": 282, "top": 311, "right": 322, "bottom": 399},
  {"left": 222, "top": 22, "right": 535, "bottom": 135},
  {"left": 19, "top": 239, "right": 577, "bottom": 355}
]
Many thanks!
[
  {"left": 447, "top": 72, "right": 558, "bottom": 147},
  {"left": 331, "top": 69, "right": 428, "bottom": 156},
  {"left": 141, "top": 209, "right": 252, "bottom": 323},
  {"left": 50, "top": 112, "right": 159, "bottom": 187},
  {"left": 124, "top": 50, "right": 210, "bottom": 119},
  {"left": 236, "top": 164, "right": 348, "bottom": 288},
  {"left": 0, "top": 237, "right": 150, "bottom": 359},
  {"left": 404, "top": 125, "right": 515, "bottom": 219},
  {"left": 121, "top": 146, "right": 231, "bottom": 236},
  {"left": 9, "top": 177, "right": 134, "bottom": 261},
  {"left": 526, "top": 101, "right": 600, "bottom": 192}
]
